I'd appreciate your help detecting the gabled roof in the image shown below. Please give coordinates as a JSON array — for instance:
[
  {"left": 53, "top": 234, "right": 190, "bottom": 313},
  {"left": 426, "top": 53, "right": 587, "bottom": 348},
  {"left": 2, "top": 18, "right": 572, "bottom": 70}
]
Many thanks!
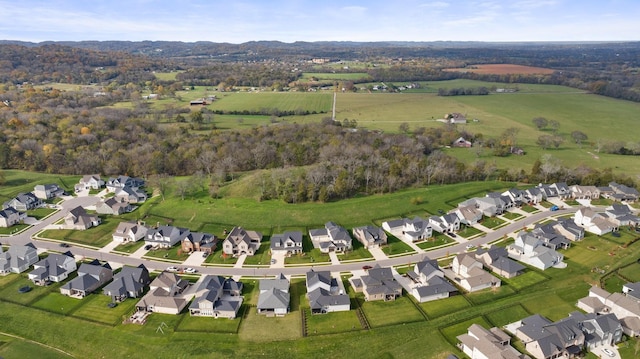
[
  {"left": 307, "top": 287, "right": 350, "bottom": 310},
  {"left": 260, "top": 273, "right": 289, "bottom": 292},
  {"left": 270, "top": 231, "right": 302, "bottom": 250},
  {"left": 257, "top": 288, "right": 290, "bottom": 310},
  {"left": 306, "top": 270, "right": 332, "bottom": 290}
]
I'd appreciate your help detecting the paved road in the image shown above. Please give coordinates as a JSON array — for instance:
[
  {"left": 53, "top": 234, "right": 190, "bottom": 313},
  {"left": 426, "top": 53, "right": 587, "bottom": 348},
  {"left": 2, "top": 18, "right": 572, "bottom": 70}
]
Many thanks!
[{"left": 3, "top": 194, "right": 581, "bottom": 277}]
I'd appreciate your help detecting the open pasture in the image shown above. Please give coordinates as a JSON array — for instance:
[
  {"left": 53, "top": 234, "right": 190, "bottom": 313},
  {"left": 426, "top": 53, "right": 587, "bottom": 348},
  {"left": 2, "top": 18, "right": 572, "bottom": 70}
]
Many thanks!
[
  {"left": 443, "top": 64, "right": 556, "bottom": 75},
  {"left": 208, "top": 92, "right": 332, "bottom": 113}
]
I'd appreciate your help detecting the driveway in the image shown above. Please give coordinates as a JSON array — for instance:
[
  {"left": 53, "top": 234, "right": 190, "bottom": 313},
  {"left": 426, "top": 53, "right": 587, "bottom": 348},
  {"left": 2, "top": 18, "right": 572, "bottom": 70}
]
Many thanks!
[{"left": 592, "top": 344, "right": 619, "bottom": 358}]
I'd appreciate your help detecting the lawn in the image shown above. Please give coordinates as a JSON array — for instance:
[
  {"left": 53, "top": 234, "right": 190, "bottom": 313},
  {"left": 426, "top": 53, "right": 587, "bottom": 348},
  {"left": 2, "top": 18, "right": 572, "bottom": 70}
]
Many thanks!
[
  {"left": 31, "top": 292, "right": 87, "bottom": 315},
  {"left": 420, "top": 295, "right": 471, "bottom": 319},
  {"left": 26, "top": 207, "right": 57, "bottom": 220},
  {"left": 603, "top": 274, "right": 627, "bottom": 293},
  {"left": 71, "top": 294, "right": 137, "bottom": 325},
  {"left": 241, "top": 234, "right": 274, "bottom": 266},
  {"left": 381, "top": 234, "right": 416, "bottom": 256},
  {"left": 618, "top": 262, "right": 640, "bottom": 282},
  {"left": 38, "top": 216, "right": 120, "bottom": 248},
  {"left": 238, "top": 306, "right": 301, "bottom": 342},
  {"left": 284, "top": 233, "right": 330, "bottom": 265},
  {"left": 0, "top": 170, "right": 79, "bottom": 202},
  {"left": 0, "top": 333, "right": 73, "bottom": 359},
  {"left": 416, "top": 235, "right": 456, "bottom": 250},
  {"left": 440, "top": 316, "right": 492, "bottom": 346},
  {"left": 176, "top": 307, "right": 244, "bottom": 333},
  {"left": 301, "top": 72, "right": 372, "bottom": 81},
  {"left": 360, "top": 296, "right": 425, "bottom": 327},
  {"left": 479, "top": 217, "right": 506, "bottom": 229},
  {"left": 457, "top": 225, "right": 483, "bottom": 239},
  {"left": 208, "top": 92, "right": 332, "bottom": 114},
  {"left": 485, "top": 304, "right": 531, "bottom": 327},
  {"left": 521, "top": 293, "right": 578, "bottom": 322},
  {"left": 562, "top": 235, "right": 622, "bottom": 270},
  {"left": 502, "top": 212, "right": 524, "bottom": 221},
  {"left": 465, "top": 285, "right": 517, "bottom": 305},
  {"left": 112, "top": 240, "right": 146, "bottom": 254},
  {"left": 505, "top": 271, "right": 548, "bottom": 290},
  {"left": 0, "top": 274, "right": 52, "bottom": 306},
  {"left": 203, "top": 246, "right": 238, "bottom": 265},
  {"left": 305, "top": 308, "right": 363, "bottom": 335},
  {"left": 0, "top": 224, "right": 29, "bottom": 235},
  {"left": 520, "top": 205, "right": 540, "bottom": 213},
  {"left": 143, "top": 245, "right": 190, "bottom": 262},
  {"left": 336, "top": 238, "right": 373, "bottom": 261}
]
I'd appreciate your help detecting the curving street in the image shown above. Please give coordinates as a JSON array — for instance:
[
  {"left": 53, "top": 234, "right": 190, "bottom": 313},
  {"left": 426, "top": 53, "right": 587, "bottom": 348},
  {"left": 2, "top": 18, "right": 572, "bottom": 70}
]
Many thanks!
[{"left": 3, "top": 193, "right": 583, "bottom": 277}]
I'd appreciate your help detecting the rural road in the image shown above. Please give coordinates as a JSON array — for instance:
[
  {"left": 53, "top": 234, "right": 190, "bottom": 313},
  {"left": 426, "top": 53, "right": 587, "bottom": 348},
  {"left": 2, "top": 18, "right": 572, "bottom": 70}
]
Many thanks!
[{"left": 3, "top": 193, "right": 582, "bottom": 277}]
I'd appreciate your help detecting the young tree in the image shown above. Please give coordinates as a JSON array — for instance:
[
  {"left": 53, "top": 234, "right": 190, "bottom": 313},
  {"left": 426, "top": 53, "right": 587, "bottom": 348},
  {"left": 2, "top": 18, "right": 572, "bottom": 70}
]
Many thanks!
[
  {"left": 549, "top": 120, "right": 560, "bottom": 134},
  {"left": 571, "top": 130, "right": 588, "bottom": 146}
]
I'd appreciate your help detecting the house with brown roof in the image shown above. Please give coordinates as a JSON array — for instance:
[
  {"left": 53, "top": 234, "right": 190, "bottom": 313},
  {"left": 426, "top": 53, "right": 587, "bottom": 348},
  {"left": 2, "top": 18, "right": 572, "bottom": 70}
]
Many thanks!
[
  {"left": 352, "top": 225, "right": 387, "bottom": 249},
  {"left": 447, "top": 253, "right": 501, "bottom": 292},
  {"left": 182, "top": 232, "right": 217, "bottom": 254},
  {"left": 135, "top": 272, "right": 189, "bottom": 315},
  {"left": 222, "top": 226, "right": 261, "bottom": 257},
  {"left": 112, "top": 221, "right": 148, "bottom": 243},
  {"left": 64, "top": 206, "right": 101, "bottom": 230},
  {"left": 96, "top": 197, "right": 132, "bottom": 215}
]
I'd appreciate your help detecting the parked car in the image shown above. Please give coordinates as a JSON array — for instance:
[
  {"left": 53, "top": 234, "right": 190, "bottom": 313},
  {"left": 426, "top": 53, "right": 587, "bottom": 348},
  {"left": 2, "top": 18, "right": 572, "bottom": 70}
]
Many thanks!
[
  {"left": 466, "top": 244, "right": 475, "bottom": 250},
  {"left": 184, "top": 268, "right": 197, "bottom": 274},
  {"left": 59, "top": 243, "right": 70, "bottom": 248},
  {"left": 270, "top": 258, "right": 277, "bottom": 264},
  {"left": 362, "top": 265, "right": 373, "bottom": 271},
  {"left": 202, "top": 252, "right": 209, "bottom": 258},
  {"left": 144, "top": 244, "right": 152, "bottom": 250},
  {"left": 166, "top": 266, "right": 178, "bottom": 272},
  {"left": 550, "top": 205, "right": 559, "bottom": 211},
  {"left": 602, "top": 348, "right": 615, "bottom": 357}
]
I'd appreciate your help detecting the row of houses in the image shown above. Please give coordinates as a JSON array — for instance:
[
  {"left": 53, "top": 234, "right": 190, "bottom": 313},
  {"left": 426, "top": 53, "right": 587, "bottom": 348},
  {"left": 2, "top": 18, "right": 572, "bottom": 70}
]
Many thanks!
[{"left": 574, "top": 204, "right": 640, "bottom": 236}]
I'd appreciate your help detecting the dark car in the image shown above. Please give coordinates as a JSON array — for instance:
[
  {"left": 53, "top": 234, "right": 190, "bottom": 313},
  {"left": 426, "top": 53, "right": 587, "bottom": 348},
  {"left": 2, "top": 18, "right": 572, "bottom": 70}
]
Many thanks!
[
  {"left": 59, "top": 243, "right": 70, "bottom": 248},
  {"left": 362, "top": 265, "right": 373, "bottom": 271},
  {"left": 144, "top": 244, "right": 153, "bottom": 250}
]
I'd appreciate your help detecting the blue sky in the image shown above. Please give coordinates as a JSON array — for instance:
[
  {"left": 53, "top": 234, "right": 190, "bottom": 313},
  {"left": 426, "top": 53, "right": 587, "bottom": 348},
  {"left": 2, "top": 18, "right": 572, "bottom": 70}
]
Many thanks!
[{"left": 1, "top": 0, "right": 638, "bottom": 43}]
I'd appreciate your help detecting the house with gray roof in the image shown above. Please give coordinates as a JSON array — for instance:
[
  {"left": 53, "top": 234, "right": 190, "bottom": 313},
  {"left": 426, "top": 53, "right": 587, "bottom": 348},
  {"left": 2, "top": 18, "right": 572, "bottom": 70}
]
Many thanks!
[
  {"left": 189, "top": 275, "right": 243, "bottom": 319},
  {"left": 350, "top": 265, "right": 402, "bottom": 301},
  {"left": 106, "top": 175, "right": 145, "bottom": 193},
  {"left": 60, "top": 261, "right": 113, "bottom": 298},
  {"left": 605, "top": 204, "right": 640, "bottom": 227},
  {"left": 136, "top": 272, "right": 189, "bottom": 315},
  {"left": 507, "top": 232, "right": 565, "bottom": 270},
  {"left": 112, "top": 221, "right": 148, "bottom": 243},
  {"left": 570, "top": 312, "right": 623, "bottom": 350},
  {"left": 623, "top": 282, "right": 640, "bottom": 301},
  {"left": 3, "top": 192, "right": 42, "bottom": 212},
  {"left": 75, "top": 174, "right": 104, "bottom": 192},
  {"left": 551, "top": 182, "right": 571, "bottom": 199},
  {"left": 531, "top": 222, "right": 572, "bottom": 249},
  {"left": 608, "top": 182, "right": 639, "bottom": 202},
  {"left": 64, "top": 206, "right": 101, "bottom": 230},
  {"left": 114, "top": 186, "right": 147, "bottom": 204},
  {"left": 309, "top": 222, "right": 352, "bottom": 253},
  {"left": 145, "top": 225, "right": 190, "bottom": 249},
  {"left": 33, "top": 184, "right": 65, "bottom": 200},
  {"left": 306, "top": 270, "right": 350, "bottom": 314},
  {"left": 382, "top": 217, "right": 432, "bottom": 242},
  {"left": 453, "top": 205, "right": 483, "bottom": 225},
  {"left": 103, "top": 264, "right": 150, "bottom": 302},
  {"left": 574, "top": 207, "right": 618, "bottom": 235},
  {"left": 222, "top": 226, "right": 261, "bottom": 257},
  {"left": 0, "top": 243, "right": 38, "bottom": 274},
  {"left": 448, "top": 253, "right": 501, "bottom": 292},
  {"left": 407, "top": 258, "right": 456, "bottom": 302},
  {"left": 524, "top": 187, "right": 544, "bottom": 204},
  {"left": 182, "top": 232, "right": 217, "bottom": 254},
  {"left": 429, "top": 213, "right": 461, "bottom": 234},
  {"left": 0, "top": 207, "right": 26, "bottom": 228},
  {"left": 352, "top": 225, "right": 387, "bottom": 249},
  {"left": 536, "top": 184, "right": 559, "bottom": 199},
  {"left": 257, "top": 273, "right": 290, "bottom": 316},
  {"left": 553, "top": 218, "right": 585, "bottom": 242},
  {"left": 96, "top": 197, "right": 132, "bottom": 215},
  {"left": 457, "top": 324, "right": 530, "bottom": 359},
  {"left": 270, "top": 231, "right": 303, "bottom": 256},
  {"left": 511, "top": 314, "right": 585, "bottom": 359},
  {"left": 475, "top": 246, "right": 525, "bottom": 279},
  {"left": 578, "top": 286, "right": 640, "bottom": 337},
  {"left": 28, "top": 252, "right": 77, "bottom": 285}
]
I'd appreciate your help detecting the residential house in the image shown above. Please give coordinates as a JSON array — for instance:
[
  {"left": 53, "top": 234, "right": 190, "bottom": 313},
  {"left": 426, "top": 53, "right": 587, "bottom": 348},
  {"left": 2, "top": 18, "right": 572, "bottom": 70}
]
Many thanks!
[
  {"left": 382, "top": 217, "right": 432, "bottom": 242},
  {"left": 28, "top": 252, "right": 77, "bottom": 285},
  {"left": 452, "top": 136, "right": 472, "bottom": 148},
  {"left": 453, "top": 205, "right": 483, "bottom": 225},
  {"left": 605, "top": 204, "right": 640, "bottom": 227},
  {"left": 352, "top": 225, "right": 387, "bottom": 249},
  {"left": 103, "top": 264, "right": 151, "bottom": 302},
  {"left": 608, "top": 182, "right": 639, "bottom": 202},
  {"left": 105, "top": 176, "right": 145, "bottom": 193},
  {"left": 457, "top": 324, "right": 530, "bottom": 359},
  {"left": 475, "top": 246, "right": 525, "bottom": 278},
  {"left": 578, "top": 286, "right": 640, "bottom": 337},
  {"left": 406, "top": 258, "right": 457, "bottom": 303},
  {"left": 531, "top": 222, "right": 572, "bottom": 249},
  {"left": 569, "top": 312, "right": 623, "bottom": 350},
  {"left": 95, "top": 197, "right": 132, "bottom": 215},
  {"left": 222, "top": 226, "right": 262, "bottom": 257},
  {"left": 502, "top": 188, "right": 527, "bottom": 207},
  {"left": 553, "top": 218, "right": 585, "bottom": 241},
  {"left": 0, "top": 243, "right": 38, "bottom": 274},
  {"left": 623, "top": 282, "right": 640, "bottom": 301},
  {"left": 570, "top": 185, "right": 600, "bottom": 200},
  {"left": 507, "top": 232, "right": 565, "bottom": 270},
  {"left": 270, "top": 231, "right": 303, "bottom": 256},
  {"left": 487, "top": 192, "right": 516, "bottom": 211},
  {"left": 112, "top": 221, "right": 147, "bottom": 243},
  {"left": 3, "top": 192, "right": 42, "bottom": 212},
  {"left": 145, "top": 225, "right": 190, "bottom": 249},
  {"left": 182, "top": 232, "right": 217, "bottom": 254},
  {"left": 64, "top": 206, "right": 101, "bottom": 230},
  {"left": 524, "top": 187, "right": 544, "bottom": 204},
  {"left": 114, "top": 186, "right": 147, "bottom": 203},
  {"left": 136, "top": 272, "right": 189, "bottom": 315},
  {"left": 60, "top": 261, "right": 113, "bottom": 298},
  {"left": 448, "top": 253, "right": 501, "bottom": 292},
  {"left": 429, "top": 213, "right": 460, "bottom": 234},
  {"left": 0, "top": 207, "right": 26, "bottom": 227},
  {"left": 308, "top": 222, "right": 352, "bottom": 253},
  {"left": 257, "top": 273, "right": 290, "bottom": 316},
  {"left": 574, "top": 207, "right": 618, "bottom": 235},
  {"left": 33, "top": 184, "right": 65, "bottom": 200},
  {"left": 473, "top": 196, "right": 507, "bottom": 216},
  {"left": 75, "top": 174, "right": 104, "bottom": 192},
  {"left": 536, "top": 184, "right": 559, "bottom": 199},
  {"left": 446, "top": 112, "right": 467, "bottom": 124},
  {"left": 189, "top": 275, "right": 243, "bottom": 319},
  {"left": 350, "top": 265, "right": 402, "bottom": 301},
  {"left": 511, "top": 314, "right": 585, "bottom": 359},
  {"left": 306, "top": 270, "right": 350, "bottom": 314},
  {"left": 551, "top": 182, "right": 571, "bottom": 200}
]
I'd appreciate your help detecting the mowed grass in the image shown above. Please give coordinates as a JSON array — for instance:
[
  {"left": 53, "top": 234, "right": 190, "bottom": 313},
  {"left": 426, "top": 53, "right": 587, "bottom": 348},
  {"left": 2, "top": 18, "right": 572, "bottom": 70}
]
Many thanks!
[
  {"left": 0, "top": 274, "right": 51, "bottom": 305},
  {"left": 177, "top": 308, "right": 243, "bottom": 333},
  {"left": 465, "top": 285, "right": 517, "bottom": 305},
  {"left": 360, "top": 296, "right": 424, "bottom": 327},
  {"left": 382, "top": 234, "right": 416, "bottom": 256},
  {"left": 0, "top": 333, "right": 73, "bottom": 359},
  {"left": 420, "top": 295, "right": 470, "bottom": 318},
  {"left": 485, "top": 304, "right": 531, "bottom": 327},
  {"left": 521, "top": 293, "right": 578, "bottom": 322},
  {"left": 39, "top": 216, "right": 119, "bottom": 248},
  {"left": 505, "top": 270, "right": 548, "bottom": 290},
  {"left": 440, "top": 316, "right": 492, "bottom": 346},
  {"left": 31, "top": 292, "right": 86, "bottom": 315},
  {"left": 208, "top": 92, "right": 332, "bottom": 113},
  {"left": 618, "top": 262, "right": 640, "bottom": 282},
  {"left": 305, "top": 309, "right": 362, "bottom": 335},
  {"left": 0, "top": 170, "right": 79, "bottom": 203},
  {"left": 71, "top": 294, "right": 136, "bottom": 325}
]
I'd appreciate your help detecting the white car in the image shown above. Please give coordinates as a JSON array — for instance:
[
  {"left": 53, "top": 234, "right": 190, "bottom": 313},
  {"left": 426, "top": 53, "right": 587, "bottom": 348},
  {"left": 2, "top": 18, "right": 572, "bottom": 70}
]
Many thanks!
[
  {"left": 166, "top": 266, "right": 178, "bottom": 272},
  {"left": 184, "top": 267, "right": 197, "bottom": 274},
  {"left": 465, "top": 244, "right": 475, "bottom": 250},
  {"left": 602, "top": 348, "right": 615, "bottom": 357}
]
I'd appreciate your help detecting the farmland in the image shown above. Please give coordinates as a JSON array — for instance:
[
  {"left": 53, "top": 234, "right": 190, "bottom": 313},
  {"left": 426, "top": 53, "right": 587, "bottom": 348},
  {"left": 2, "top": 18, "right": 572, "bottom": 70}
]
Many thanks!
[{"left": 443, "top": 64, "right": 556, "bottom": 75}]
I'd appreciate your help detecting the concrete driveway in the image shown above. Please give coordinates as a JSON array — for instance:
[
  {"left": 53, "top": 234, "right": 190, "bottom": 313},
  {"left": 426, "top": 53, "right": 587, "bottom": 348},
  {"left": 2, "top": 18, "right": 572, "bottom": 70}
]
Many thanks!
[{"left": 591, "top": 344, "right": 619, "bottom": 358}]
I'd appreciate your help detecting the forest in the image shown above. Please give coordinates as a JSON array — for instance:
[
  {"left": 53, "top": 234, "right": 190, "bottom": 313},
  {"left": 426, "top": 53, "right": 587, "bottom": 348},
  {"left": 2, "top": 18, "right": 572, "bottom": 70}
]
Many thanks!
[{"left": 0, "top": 41, "right": 639, "bottom": 202}]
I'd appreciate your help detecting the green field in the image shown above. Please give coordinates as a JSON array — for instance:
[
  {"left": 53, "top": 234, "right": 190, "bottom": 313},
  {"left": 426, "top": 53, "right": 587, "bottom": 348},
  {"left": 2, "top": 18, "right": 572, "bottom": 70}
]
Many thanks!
[
  {"left": 300, "top": 72, "right": 372, "bottom": 81},
  {"left": 360, "top": 296, "right": 424, "bottom": 327},
  {"left": 208, "top": 92, "right": 332, "bottom": 113}
]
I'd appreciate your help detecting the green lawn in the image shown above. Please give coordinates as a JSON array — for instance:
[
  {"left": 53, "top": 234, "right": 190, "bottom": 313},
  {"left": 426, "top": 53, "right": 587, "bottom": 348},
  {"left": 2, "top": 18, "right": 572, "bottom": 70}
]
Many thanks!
[
  {"left": 521, "top": 293, "right": 578, "bottom": 322},
  {"left": 440, "top": 316, "right": 492, "bottom": 347},
  {"left": 360, "top": 296, "right": 425, "bottom": 327},
  {"left": 305, "top": 308, "right": 363, "bottom": 335},
  {"left": 604, "top": 274, "right": 627, "bottom": 293},
  {"left": 381, "top": 234, "right": 416, "bottom": 256},
  {"left": 420, "top": 295, "right": 471, "bottom": 318},
  {"left": 208, "top": 92, "right": 332, "bottom": 114},
  {"left": 479, "top": 217, "right": 506, "bottom": 229},
  {"left": 465, "top": 285, "right": 517, "bottom": 305},
  {"left": 0, "top": 224, "right": 29, "bottom": 235},
  {"left": 505, "top": 271, "right": 548, "bottom": 290},
  {"left": 416, "top": 235, "right": 456, "bottom": 250},
  {"left": 0, "top": 170, "right": 79, "bottom": 202},
  {"left": 502, "top": 212, "right": 524, "bottom": 220},
  {"left": 38, "top": 216, "right": 120, "bottom": 248},
  {"left": 241, "top": 234, "right": 274, "bottom": 266},
  {"left": 0, "top": 333, "right": 73, "bottom": 359},
  {"left": 143, "top": 245, "right": 190, "bottom": 262},
  {"left": 31, "top": 292, "right": 87, "bottom": 315},
  {"left": 0, "top": 275, "right": 52, "bottom": 306},
  {"left": 71, "top": 294, "right": 137, "bottom": 325},
  {"left": 26, "top": 208, "right": 57, "bottom": 220},
  {"left": 520, "top": 205, "right": 540, "bottom": 213},
  {"left": 337, "top": 238, "right": 373, "bottom": 261},
  {"left": 176, "top": 308, "right": 244, "bottom": 333},
  {"left": 618, "top": 262, "right": 640, "bottom": 282},
  {"left": 284, "top": 233, "right": 330, "bottom": 265},
  {"left": 112, "top": 240, "right": 146, "bottom": 254},
  {"left": 457, "top": 225, "right": 483, "bottom": 239},
  {"left": 485, "top": 304, "right": 531, "bottom": 327}
]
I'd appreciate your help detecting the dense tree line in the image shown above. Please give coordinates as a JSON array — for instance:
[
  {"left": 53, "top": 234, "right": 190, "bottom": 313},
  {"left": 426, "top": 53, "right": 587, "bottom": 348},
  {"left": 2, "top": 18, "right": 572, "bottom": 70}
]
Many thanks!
[{"left": 437, "top": 87, "right": 489, "bottom": 96}]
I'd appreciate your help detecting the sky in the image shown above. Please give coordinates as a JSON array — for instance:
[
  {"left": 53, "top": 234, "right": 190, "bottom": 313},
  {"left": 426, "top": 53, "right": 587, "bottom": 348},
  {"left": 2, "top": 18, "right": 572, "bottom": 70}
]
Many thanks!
[{"left": 0, "top": 0, "right": 638, "bottom": 43}]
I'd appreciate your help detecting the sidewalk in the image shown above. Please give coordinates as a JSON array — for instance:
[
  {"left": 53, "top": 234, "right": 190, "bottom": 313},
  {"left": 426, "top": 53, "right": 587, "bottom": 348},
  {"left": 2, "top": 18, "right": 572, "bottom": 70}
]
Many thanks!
[
  {"left": 367, "top": 247, "right": 388, "bottom": 261},
  {"left": 328, "top": 252, "right": 340, "bottom": 265},
  {"left": 98, "top": 240, "right": 120, "bottom": 253},
  {"left": 233, "top": 254, "right": 247, "bottom": 268}
]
